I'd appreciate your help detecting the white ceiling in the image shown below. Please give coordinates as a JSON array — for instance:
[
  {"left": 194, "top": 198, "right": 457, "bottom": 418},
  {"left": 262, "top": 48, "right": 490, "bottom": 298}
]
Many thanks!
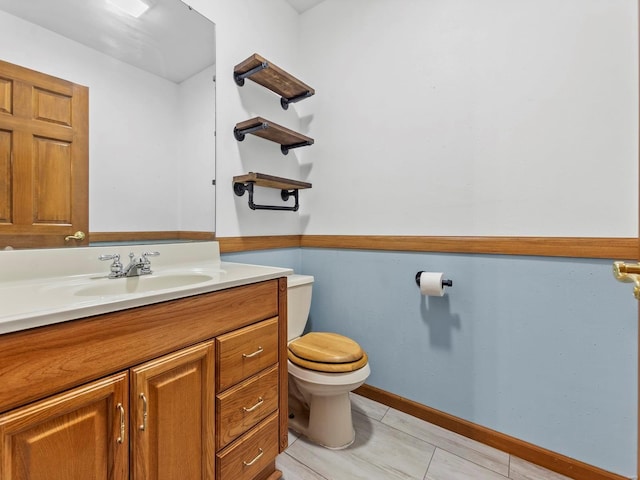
[
  {"left": 0, "top": 0, "right": 215, "bottom": 83},
  {"left": 286, "top": 0, "right": 326, "bottom": 14},
  {"left": 0, "top": 0, "right": 324, "bottom": 82}
]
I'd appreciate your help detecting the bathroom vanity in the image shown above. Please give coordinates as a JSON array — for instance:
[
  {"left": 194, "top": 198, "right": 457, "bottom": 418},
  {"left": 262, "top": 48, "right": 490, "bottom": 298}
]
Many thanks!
[{"left": 0, "top": 242, "right": 291, "bottom": 480}]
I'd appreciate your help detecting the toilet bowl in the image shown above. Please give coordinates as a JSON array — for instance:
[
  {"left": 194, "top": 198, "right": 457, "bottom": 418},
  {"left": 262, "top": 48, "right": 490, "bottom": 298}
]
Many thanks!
[{"left": 287, "top": 274, "right": 370, "bottom": 449}]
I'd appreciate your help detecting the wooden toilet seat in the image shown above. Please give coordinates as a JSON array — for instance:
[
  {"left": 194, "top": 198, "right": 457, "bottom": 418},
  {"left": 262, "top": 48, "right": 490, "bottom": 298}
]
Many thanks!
[{"left": 288, "top": 332, "right": 368, "bottom": 373}]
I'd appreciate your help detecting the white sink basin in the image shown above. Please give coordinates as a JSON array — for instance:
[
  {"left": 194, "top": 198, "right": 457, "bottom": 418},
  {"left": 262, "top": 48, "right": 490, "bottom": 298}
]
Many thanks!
[{"left": 74, "top": 273, "right": 214, "bottom": 296}]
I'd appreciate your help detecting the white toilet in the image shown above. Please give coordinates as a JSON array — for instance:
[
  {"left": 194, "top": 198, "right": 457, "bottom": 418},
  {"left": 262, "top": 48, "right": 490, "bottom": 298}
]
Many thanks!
[{"left": 287, "top": 274, "right": 371, "bottom": 449}]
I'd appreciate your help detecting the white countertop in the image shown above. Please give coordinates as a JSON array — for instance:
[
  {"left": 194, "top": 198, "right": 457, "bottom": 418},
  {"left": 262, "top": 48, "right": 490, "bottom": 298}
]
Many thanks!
[{"left": 0, "top": 242, "right": 292, "bottom": 335}]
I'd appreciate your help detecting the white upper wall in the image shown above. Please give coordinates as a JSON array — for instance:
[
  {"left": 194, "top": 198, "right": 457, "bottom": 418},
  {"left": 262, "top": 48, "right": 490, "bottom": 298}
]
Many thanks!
[
  {"left": 178, "top": 64, "right": 216, "bottom": 232},
  {"left": 296, "top": 0, "right": 638, "bottom": 237},
  {"left": 3, "top": 0, "right": 633, "bottom": 238},
  {"left": 158, "top": 0, "right": 636, "bottom": 238}
]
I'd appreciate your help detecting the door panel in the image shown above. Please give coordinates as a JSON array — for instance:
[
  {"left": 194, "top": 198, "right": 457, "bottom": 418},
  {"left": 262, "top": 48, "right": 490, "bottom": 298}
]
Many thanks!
[
  {"left": 0, "top": 129, "right": 11, "bottom": 223},
  {"left": 0, "top": 77, "right": 11, "bottom": 114},
  {"left": 33, "top": 137, "right": 72, "bottom": 224},
  {"left": 33, "top": 87, "right": 73, "bottom": 126}
]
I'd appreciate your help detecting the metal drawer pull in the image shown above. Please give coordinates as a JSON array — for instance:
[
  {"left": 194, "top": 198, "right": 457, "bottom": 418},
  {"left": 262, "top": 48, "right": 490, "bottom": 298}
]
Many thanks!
[
  {"left": 242, "top": 346, "right": 263, "bottom": 358},
  {"left": 243, "top": 448, "right": 264, "bottom": 467},
  {"left": 139, "top": 393, "right": 148, "bottom": 431},
  {"left": 243, "top": 397, "right": 264, "bottom": 413},
  {"left": 116, "top": 403, "right": 125, "bottom": 444}
]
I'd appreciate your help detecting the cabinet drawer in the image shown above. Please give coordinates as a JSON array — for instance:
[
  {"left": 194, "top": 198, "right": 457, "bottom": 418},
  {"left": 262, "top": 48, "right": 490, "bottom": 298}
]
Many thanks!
[
  {"left": 216, "top": 365, "right": 278, "bottom": 450},
  {"left": 216, "top": 412, "right": 279, "bottom": 480},
  {"left": 216, "top": 318, "right": 279, "bottom": 392}
]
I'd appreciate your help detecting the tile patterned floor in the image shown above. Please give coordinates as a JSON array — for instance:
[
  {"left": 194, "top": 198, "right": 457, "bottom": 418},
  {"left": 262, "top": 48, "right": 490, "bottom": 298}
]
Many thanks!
[{"left": 276, "top": 393, "right": 573, "bottom": 480}]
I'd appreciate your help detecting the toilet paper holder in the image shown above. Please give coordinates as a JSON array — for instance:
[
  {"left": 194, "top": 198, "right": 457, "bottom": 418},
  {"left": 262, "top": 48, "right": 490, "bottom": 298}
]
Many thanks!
[{"left": 415, "top": 271, "right": 453, "bottom": 288}]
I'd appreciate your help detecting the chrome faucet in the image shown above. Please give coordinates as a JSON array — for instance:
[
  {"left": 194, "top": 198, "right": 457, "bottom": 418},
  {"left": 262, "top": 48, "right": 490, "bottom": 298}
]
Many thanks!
[
  {"left": 99, "top": 251, "right": 160, "bottom": 278},
  {"left": 123, "top": 251, "right": 160, "bottom": 277}
]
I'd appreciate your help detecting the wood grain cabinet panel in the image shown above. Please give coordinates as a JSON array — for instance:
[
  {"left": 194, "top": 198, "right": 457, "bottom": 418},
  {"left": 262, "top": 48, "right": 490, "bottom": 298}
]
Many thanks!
[{"left": 0, "top": 372, "right": 129, "bottom": 480}]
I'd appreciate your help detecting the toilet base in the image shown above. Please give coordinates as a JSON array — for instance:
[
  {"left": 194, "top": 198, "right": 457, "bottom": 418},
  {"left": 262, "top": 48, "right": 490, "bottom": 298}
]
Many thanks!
[{"left": 289, "top": 392, "right": 355, "bottom": 449}]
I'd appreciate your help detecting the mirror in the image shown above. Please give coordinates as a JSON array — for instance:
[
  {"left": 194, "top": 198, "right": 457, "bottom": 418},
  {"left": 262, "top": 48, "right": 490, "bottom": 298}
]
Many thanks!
[{"left": 0, "top": 0, "right": 216, "bottom": 246}]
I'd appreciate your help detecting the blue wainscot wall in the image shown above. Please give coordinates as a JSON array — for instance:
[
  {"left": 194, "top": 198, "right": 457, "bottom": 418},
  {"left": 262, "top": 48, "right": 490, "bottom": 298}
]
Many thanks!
[{"left": 222, "top": 247, "right": 637, "bottom": 477}]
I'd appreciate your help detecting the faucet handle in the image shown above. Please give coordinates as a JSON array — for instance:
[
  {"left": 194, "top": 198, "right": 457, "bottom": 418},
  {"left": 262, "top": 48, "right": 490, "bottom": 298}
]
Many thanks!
[
  {"left": 98, "top": 253, "right": 123, "bottom": 278},
  {"left": 140, "top": 251, "right": 160, "bottom": 275}
]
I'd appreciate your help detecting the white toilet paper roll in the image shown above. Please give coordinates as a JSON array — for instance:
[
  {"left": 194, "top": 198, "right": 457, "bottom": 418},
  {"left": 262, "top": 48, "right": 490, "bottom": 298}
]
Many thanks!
[{"left": 419, "top": 272, "right": 446, "bottom": 296}]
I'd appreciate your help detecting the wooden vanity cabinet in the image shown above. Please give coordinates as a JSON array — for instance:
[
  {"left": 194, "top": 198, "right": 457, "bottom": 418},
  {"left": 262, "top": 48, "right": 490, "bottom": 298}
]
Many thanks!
[{"left": 0, "top": 278, "right": 288, "bottom": 480}]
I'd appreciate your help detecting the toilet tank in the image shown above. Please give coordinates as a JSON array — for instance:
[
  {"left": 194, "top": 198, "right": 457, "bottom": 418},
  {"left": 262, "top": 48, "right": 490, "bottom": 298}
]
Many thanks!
[{"left": 286, "top": 274, "right": 314, "bottom": 341}]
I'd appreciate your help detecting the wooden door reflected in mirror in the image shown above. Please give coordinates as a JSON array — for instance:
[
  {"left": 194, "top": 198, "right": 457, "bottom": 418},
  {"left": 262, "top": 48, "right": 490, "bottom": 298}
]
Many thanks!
[{"left": 0, "top": 60, "right": 88, "bottom": 248}]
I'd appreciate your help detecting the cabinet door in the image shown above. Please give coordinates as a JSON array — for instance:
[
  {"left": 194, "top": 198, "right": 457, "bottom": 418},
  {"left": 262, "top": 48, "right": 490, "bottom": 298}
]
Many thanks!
[
  {"left": 0, "top": 372, "right": 128, "bottom": 480},
  {"left": 131, "top": 341, "right": 215, "bottom": 480}
]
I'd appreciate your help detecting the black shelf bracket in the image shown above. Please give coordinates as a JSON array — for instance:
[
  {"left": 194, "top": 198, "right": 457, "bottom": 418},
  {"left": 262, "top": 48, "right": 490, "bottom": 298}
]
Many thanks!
[
  {"left": 234, "top": 182, "right": 300, "bottom": 212},
  {"left": 234, "top": 122, "right": 268, "bottom": 141},
  {"left": 280, "top": 91, "right": 314, "bottom": 110},
  {"left": 234, "top": 61, "right": 268, "bottom": 86},
  {"left": 281, "top": 140, "right": 314, "bottom": 155}
]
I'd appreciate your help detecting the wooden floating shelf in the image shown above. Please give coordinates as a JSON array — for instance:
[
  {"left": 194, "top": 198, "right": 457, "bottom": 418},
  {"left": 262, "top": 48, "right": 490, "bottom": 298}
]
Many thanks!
[
  {"left": 234, "top": 117, "right": 314, "bottom": 155},
  {"left": 233, "top": 173, "right": 312, "bottom": 212},
  {"left": 234, "top": 53, "right": 315, "bottom": 109},
  {"left": 233, "top": 172, "right": 312, "bottom": 191}
]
